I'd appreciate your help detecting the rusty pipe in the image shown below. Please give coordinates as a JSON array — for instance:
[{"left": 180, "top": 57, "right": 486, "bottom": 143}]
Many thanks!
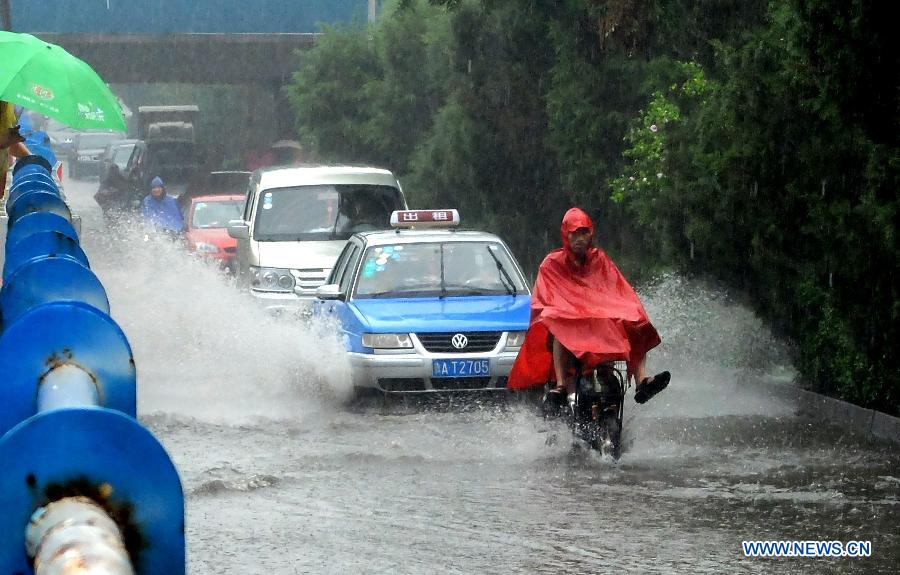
[{"left": 26, "top": 496, "right": 134, "bottom": 575}]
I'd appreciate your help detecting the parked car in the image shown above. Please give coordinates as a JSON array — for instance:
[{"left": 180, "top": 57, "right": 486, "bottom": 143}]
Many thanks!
[
  {"left": 227, "top": 165, "right": 407, "bottom": 313},
  {"left": 185, "top": 194, "right": 245, "bottom": 271},
  {"left": 178, "top": 170, "right": 250, "bottom": 210},
  {"left": 70, "top": 131, "right": 120, "bottom": 179},
  {"left": 44, "top": 118, "right": 77, "bottom": 159},
  {"left": 312, "top": 209, "right": 531, "bottom": 393}
]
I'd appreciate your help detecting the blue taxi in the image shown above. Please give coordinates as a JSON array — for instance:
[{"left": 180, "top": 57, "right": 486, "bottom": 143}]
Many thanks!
[{"left": 313, "top": 210, "right": 531, "bottom": 392}]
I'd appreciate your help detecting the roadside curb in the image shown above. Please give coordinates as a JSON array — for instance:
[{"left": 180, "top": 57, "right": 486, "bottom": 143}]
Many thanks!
[{"left": 756, "top": 376, "right": 900, "bottom": 444}]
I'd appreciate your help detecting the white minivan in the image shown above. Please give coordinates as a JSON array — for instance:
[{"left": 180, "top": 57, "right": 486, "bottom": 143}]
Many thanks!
[{"left": 228, "top": 165, "right": 407, "bottom": 312}]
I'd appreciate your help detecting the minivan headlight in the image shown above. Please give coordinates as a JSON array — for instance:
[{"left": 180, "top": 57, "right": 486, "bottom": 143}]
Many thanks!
[
  {"left": 250, "top": 266, "right": 295, "bottom": 292},
  {"left": 362, "top": 333, "right": 413, "bottom": 349},
  {"left": 505, "top": 331, "right": 526, "bottom": 349}
]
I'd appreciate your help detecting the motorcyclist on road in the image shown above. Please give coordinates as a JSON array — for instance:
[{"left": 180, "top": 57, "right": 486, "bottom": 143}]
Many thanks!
[
  {"left": 141, "top": 176, "right": 185, "bottom": 234},
  {"left": 508, "top": 207, "right": 670, "bottom": 404},
  {"left": 94, "top": 164, "right": 133, "bottom": 222}
]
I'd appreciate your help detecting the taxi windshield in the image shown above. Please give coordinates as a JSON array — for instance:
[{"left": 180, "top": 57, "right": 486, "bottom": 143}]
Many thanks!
[
  {"left": 354, "top": 241, "right": 527, "bottom": 299},
  {"left": 253, "top": 184, "right": 402, "bottom": 241}
]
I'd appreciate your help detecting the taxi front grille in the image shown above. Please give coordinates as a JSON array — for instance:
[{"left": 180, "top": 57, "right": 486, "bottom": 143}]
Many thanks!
[
  {"left": 376, "top": 377, "right": 508, "bottom": 392},
  {"left": 432, "top": 377, "right": 507, "bottom": 390},
  {"left": 378, "top": 378, "right": 424, "bottom": 392},
  {"left": 416, "top": 332, "right": 502, "bottom": 353}
]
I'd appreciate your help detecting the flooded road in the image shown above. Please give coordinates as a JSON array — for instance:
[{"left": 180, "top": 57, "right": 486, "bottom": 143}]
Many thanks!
[{"left": 62, "top": 172, "right": 899, "bottom": 574}]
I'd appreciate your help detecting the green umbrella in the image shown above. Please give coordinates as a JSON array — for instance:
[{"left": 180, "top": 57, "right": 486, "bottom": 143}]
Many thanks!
[{"left": 0, "top": 31, "right": 126, "bottom": 131}]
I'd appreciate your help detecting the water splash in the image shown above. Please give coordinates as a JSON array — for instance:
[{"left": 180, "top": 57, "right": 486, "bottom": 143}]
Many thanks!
[
  {"left": 628, "top": 273, "right": 797, "bottom": 421},
  {"left": 639, "top": 273, "right": 793, "bottom": 372},
  {"left": 86, "top": 218, "right": 352, "bottom": 423}
]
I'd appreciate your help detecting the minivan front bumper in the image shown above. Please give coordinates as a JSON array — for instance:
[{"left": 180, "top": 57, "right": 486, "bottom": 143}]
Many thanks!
[{"left": 249, "top": 289, "right": 315, "bottom": 316}]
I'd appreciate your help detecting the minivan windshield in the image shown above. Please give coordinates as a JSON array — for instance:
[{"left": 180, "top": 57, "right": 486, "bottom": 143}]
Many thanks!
[{"left": 253, "top": 184, "right": 403, "bottom": 241}]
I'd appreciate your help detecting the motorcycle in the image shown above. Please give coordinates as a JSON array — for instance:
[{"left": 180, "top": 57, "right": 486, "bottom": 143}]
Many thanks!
[{"left": 541, "top": 360, "right": 628, "bottom": 459}]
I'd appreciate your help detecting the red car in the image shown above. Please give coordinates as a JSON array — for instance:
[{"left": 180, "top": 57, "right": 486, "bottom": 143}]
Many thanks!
[{"left": 185, "top": 194, "right": 245, "bottom": 270}]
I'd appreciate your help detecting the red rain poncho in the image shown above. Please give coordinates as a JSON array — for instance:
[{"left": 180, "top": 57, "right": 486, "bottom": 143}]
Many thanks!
[{"left": 508, "top": 208, "right": 661, "bottom": 389}]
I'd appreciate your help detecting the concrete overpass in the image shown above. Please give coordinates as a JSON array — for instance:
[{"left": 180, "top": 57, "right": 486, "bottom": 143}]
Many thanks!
[
  {"left": 3, "top": 0, "right": 378, "bottom": 137},
  {"left": 33, "top": 32, "right": 318, "bottom": 138},
  {"left": 33, "top": 32, "right": 318, "bottom": 85}
]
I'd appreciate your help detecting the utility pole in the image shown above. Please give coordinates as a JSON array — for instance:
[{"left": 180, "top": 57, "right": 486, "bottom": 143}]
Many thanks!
[
  {"left": 1, "top": 0, "right": 12, "bottom": 31},
  {"left": 368, "top": 0, "right": 377, "bottom": 22}
]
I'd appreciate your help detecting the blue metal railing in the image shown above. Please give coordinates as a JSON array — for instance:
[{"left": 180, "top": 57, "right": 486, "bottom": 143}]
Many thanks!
[{"left": 0, "top": 154, "right": 185, "bottom": 574}]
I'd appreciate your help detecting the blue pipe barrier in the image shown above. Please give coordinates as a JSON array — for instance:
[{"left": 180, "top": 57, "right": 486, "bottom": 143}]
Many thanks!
[
  {"left": 7, "top": 190, "right": 72, "bottom": 225},
  {"left": 3, "top": 230, "right": 90, "bottom": 282},
  {"left": 6, "top": 211, "right": 79, "bottom": 248},
  {"left": 0, "top": 155, "right": 185, "bottom": 574}
]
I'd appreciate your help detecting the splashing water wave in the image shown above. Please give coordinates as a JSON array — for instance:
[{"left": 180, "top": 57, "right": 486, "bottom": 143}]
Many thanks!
[{"left": 87, "top": 219, "right": 352, "bottom": 423}]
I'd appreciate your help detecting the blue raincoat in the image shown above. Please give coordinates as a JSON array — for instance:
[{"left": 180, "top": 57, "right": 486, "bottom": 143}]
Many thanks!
[{"left": 141, "top": 193, "right": 185, "bottom": 232}]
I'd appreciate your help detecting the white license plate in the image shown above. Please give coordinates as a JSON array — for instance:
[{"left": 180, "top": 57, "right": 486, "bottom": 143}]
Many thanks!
[{"left": 432, "top": 358, "right": 490, "bottom": 378}]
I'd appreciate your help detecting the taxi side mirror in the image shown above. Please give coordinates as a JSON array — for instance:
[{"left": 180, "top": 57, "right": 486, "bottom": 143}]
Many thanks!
[
  {"left": 315, "top": 284, "right": 344, "bottom": 301},
  {"left": 227, "top": 220, "right": 249, "bottom": 239}
]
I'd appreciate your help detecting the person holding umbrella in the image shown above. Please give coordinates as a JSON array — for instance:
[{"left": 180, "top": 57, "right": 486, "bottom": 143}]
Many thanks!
[
  {"left": 1, "top": 31, "right": 127, "bottom": 198},
  {"left": 0, "top": 100, "right": 31, "bottom": 199}
]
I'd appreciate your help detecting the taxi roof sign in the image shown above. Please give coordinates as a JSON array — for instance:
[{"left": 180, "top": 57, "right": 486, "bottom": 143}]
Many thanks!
[{"left": 390, "top": 209, "right": 460, "bottom": 228}]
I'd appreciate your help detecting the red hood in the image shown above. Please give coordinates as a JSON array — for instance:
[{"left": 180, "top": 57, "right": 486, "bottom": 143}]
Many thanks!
[
  {"left": 560, "top": 207, "right": 597, "bottom": 267},
  {"left": 560, "top": 207, "right": 593, "bottom": 251},
  {"left": 508, "top": 207, "right": 660, "bottom": 389}
]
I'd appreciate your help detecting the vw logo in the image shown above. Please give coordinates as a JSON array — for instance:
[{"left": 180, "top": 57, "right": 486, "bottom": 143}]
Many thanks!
[{"left": 451, "top": 333, "right": 468, "bottom": 349}]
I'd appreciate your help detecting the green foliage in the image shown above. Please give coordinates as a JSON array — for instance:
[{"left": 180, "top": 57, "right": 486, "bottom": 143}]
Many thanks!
[
  {"left": 613, "top": 0, "right": 898, "bottom": 412},
  {"left": 288, "top": 24, "right": 383, "bottom": 164}
]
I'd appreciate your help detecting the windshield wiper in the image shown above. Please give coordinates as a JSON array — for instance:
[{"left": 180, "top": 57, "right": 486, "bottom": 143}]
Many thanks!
[
  {"left": 441, "top": 283, "right": 502, "bottom": 296},
  {"left": 362, "top": 290, "right": 400, "bottom": 299},
  {"left": 486, "top": 245, "right": 516, "bottom": 297},
  {"left": 363, "top": 289, "right": 436, "bottom": 299}
]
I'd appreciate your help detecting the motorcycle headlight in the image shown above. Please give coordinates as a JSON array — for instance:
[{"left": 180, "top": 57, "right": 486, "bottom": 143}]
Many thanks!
[
  {"left": 362, "top": 333, "right": 413, "bottom": 349},
  {"left": 250, "top": 266, "right": 295, "bottom": 292},
  {"left": 505, "top": 331, "right": 526, "bottom": 349},
  {"left": 195, "top": 242, "right": 220, "bottom": 254}
]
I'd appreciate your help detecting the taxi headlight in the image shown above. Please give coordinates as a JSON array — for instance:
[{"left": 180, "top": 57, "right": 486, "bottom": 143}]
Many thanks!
[
  {"left": 250, "top": 266, "right": 295, "bottom": 292},
  {"left": 362, "top": 333, "right": 413, "bottom": 349},
  {"left": 505, "top": 331, "right": 526, "bottom": 349}
]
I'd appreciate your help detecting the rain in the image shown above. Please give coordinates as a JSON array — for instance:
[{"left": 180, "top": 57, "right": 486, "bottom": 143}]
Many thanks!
[{"left": 1, "top": 1, "right": 898, "bottom": 573}]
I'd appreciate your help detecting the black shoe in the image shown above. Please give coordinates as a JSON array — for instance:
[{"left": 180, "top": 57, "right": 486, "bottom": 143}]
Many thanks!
[
  {"left": 634, "top": 371, "right": 670, "bottom": 404},
  {"left": 542, "top": 387, "right": 565, "bottom": 417}
]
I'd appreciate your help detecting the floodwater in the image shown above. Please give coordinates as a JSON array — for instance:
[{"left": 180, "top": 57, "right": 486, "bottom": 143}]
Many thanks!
[{"left": 60, "top": 172, "right": 899, "bottom": 574}]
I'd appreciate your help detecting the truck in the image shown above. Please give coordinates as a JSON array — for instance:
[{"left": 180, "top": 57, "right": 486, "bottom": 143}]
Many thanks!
[
  {"left": 132, "top": 105, "right": 202, "bottom": 197},
  {"left": 137, "top": 105, "right": 199, "bottom": 143}
]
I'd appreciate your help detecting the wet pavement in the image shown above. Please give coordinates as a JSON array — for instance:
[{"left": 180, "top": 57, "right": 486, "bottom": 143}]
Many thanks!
[{"left": 60, "top": 171, "right": 899, "bottom": 574}]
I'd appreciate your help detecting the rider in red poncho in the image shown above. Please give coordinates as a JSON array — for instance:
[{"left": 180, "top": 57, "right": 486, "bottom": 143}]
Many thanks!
[{"left": 508, "top": 207, "right": 669, "bottom": 403}]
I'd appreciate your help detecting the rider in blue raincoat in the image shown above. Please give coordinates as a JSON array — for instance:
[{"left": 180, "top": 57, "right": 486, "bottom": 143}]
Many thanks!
[{"left": 141, "top": 176, "right": 184, "bottom": 233}]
